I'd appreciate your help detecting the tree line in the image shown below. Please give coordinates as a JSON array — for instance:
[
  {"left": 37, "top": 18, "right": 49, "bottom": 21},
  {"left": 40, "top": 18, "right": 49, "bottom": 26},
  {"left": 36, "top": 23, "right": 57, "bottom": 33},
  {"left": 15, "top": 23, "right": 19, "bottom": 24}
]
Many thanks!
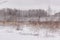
[{"left": 0, "top": 8, "right": 49, "bottom": 22}]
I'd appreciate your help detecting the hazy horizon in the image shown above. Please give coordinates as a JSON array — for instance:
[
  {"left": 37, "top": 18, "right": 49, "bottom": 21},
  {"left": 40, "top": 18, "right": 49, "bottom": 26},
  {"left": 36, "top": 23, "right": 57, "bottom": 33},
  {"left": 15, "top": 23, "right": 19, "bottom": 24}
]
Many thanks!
[{"left": 0, "top": 0, "right": 60, "bottom": 13}]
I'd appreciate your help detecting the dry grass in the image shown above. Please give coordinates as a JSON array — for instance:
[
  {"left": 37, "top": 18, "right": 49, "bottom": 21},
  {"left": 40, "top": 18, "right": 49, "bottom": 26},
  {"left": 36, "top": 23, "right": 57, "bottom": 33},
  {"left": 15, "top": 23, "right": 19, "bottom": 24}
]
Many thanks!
[{"left": 0, "top": 21, "right": 60, "bottom": 30}]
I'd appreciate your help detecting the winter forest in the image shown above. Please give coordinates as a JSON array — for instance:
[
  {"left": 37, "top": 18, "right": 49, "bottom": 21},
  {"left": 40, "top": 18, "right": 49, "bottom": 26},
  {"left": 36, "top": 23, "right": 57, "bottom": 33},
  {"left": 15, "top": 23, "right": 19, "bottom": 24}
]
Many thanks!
[
  {"left": 0, "top": 0, "right": 60, "bottom": 40},
  {"left": 0, "top": 8, "right": 60, "bottom": 40}
]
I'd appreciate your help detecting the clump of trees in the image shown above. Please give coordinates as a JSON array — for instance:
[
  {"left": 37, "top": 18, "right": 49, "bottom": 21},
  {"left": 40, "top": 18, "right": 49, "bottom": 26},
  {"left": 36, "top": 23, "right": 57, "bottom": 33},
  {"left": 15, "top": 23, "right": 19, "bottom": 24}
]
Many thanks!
[
  {"left": 54, "top": 12, "right": 60, "bottom": 17},
  {"left": 0, "top": 8, "right": 48, "bottom": 22}
]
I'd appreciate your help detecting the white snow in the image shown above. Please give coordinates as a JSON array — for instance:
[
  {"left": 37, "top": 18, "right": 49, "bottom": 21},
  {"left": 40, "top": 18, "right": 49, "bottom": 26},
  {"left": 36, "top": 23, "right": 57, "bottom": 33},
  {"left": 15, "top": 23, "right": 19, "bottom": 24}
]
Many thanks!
[{"left": 0, "top": 25, "right": 60, "bottom": 40}]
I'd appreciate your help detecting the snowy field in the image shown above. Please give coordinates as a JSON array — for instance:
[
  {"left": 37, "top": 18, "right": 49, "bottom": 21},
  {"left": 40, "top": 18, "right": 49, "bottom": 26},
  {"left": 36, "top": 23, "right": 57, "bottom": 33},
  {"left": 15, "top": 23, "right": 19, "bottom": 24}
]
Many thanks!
[{"left": 0, "top": 25, "right": 60, "bottom": 40}]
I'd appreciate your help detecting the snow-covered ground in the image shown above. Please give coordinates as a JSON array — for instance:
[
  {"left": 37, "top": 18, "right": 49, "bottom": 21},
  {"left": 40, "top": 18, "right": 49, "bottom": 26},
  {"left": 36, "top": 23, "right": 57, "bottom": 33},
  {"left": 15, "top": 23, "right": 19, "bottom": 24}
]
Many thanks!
[{"left": 0, "top": 25, "right": 60, "bottom": 40}]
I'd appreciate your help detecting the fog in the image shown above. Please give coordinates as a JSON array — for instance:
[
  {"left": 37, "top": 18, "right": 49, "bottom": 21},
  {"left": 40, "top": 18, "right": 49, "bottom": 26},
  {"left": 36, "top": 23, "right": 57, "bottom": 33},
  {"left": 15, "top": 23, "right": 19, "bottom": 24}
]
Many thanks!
[{"left": 0, "top": 0, "right": 60, "bottom": 13}]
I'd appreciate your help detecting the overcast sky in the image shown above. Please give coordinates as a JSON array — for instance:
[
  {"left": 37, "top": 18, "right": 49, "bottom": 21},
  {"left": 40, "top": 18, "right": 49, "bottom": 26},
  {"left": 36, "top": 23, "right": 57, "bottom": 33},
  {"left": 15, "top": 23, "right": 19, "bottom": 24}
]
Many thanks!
[{"left": 0, "top": 0, "right": 60, "bottom": 12}]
